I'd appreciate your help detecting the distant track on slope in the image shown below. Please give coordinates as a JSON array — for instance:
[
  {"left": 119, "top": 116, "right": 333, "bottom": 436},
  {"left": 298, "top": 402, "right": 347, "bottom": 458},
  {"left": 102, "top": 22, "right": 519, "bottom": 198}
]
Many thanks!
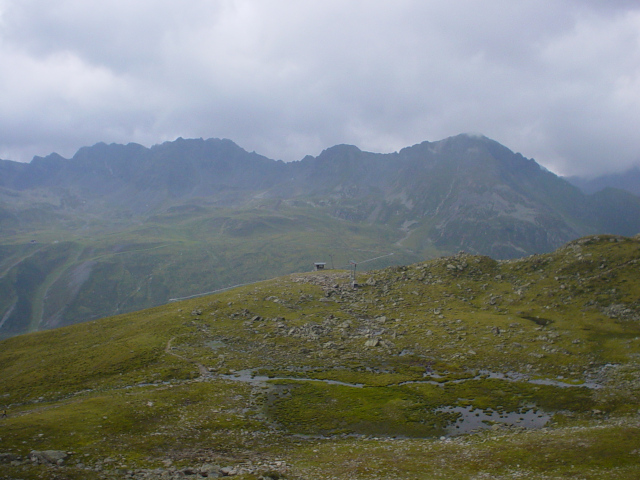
[
  {"left": 168, "top": 280, "right": 266, "bottom": 302},
  {"left": 0, "top": 245, "right": 45, "bottom": 280},
  {"left": 164, "top": 336, "right": 209, "bottom": 377}
]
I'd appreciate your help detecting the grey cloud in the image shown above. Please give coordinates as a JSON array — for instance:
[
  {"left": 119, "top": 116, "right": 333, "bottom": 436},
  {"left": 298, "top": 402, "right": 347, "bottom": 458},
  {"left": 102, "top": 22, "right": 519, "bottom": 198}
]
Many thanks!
[{"left": 0, "top": 0, "right": 639, "bottom": 176}]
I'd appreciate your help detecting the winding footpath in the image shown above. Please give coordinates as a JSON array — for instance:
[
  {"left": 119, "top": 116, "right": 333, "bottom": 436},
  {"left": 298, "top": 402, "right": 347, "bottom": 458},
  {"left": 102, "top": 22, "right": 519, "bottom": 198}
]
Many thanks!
[{"left": 164, "top": 336, "right": 210, "bottom": 377}]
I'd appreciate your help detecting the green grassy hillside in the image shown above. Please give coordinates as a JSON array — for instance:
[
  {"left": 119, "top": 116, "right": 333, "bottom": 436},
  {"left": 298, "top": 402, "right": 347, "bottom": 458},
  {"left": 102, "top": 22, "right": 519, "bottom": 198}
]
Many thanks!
[
  {"left": 0, "top": 204, "right": 422, "bottom": 338},
  {"left": 0, "top": 234, "right": 639, "bottom": 479}
]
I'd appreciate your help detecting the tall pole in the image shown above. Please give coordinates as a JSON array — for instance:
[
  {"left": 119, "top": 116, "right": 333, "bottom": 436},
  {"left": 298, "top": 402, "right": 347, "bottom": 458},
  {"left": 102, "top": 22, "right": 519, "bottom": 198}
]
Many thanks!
[{"left": 350, "top": 261, "right": 357, "bottom": 287}]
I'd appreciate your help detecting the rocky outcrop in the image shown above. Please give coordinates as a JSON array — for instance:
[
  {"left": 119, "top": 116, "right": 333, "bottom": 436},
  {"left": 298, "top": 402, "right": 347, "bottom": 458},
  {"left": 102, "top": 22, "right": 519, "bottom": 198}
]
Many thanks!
[{"left": 29, "top": 450, "right": 68, "bottom": 465}]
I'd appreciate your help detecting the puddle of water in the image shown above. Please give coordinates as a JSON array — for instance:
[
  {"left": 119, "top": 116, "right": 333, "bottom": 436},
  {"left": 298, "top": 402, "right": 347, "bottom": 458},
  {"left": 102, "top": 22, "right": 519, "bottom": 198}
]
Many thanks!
[
  {"left": 220, "top": 369, "right": 559, "bottom": 438},
  {"left": 124, "top": 381, "right": 171, "bottom": 389},
  {"left": 439, "top": 405, "right": 550, "bottom": 435},
  {"left": 479, "top": 369, "right": 601, "bottom": 389},
  {"left": 527, "top": 378, "right": 600, "bottom": 389},
  {"left": 221, "top": 369, "right": 364, "bottom": 388},
  {"left": 399, "top": 379, "right": 445, "bottom": 387},
  {"left": 401, "top": 370, "right": 601, "bottom": 389},
  {"left": 221, "top": 366, "right": 600, "bottom": 391},
  {"left": 205, "top": 340, "right": 226, "bottom": 351}
]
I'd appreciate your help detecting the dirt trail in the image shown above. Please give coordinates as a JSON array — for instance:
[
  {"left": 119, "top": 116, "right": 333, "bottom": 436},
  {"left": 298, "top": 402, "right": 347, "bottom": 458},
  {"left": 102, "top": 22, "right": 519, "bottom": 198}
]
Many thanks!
[
  {"left": 0, "top": 246, "right": 45, "bottom": 280},
  {"left": 165, "top": 337, "right": 209, "bottom": 377}
]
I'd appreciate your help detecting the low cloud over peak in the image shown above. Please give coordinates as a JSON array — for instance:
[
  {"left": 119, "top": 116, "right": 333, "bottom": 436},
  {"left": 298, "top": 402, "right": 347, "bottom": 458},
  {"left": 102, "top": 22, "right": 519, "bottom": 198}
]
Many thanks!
[{"left": 1, "top": 1, "right": 639, "bottom": 177}]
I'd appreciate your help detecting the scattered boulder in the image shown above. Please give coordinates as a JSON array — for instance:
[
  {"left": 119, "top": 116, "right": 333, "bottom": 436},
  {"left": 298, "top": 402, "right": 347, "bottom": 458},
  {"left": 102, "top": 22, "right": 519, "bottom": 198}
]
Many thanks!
[
  {"left": 221, "top": 466, "right": 237, "bottom": 476},
  {"left": 602, "top": 303, "right": 639, "bottom": 321},
  {"left": 29, "top": 450, "right": 68, "bottom": 465},
  {"left": 0, "top": 453, "right": 20, "bottom": 463},
  {"left": 200, "top": 463, "right": 223, "bottom": 477},
  {"left": 365, "top": 338, "right": 380, "bottom": 347}
]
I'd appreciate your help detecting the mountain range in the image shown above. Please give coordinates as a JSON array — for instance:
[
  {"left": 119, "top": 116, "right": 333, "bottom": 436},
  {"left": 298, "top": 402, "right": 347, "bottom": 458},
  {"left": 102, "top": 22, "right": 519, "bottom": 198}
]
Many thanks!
[{"left": 1, "top": 133, "right": 640, "bottom": 338}]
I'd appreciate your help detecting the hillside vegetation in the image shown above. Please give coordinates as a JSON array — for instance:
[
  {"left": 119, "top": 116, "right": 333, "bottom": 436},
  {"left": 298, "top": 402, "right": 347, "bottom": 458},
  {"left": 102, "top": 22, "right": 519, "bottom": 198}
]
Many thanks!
[
  {"left": 0, "top": 205, "right": 420, "bottom": 339},
  {"left": 2, "top": 134, "right": 640, "bottom": 338},
  {"left": 1, "top": 234, "right": 639, "bottom": 479}
]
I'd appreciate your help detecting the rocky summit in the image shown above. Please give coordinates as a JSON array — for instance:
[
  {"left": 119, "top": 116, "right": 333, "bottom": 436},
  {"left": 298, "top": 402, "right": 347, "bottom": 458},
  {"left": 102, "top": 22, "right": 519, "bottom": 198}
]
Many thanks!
[{"left": 1, "top": 234, "right": 639, "bottom": 479}]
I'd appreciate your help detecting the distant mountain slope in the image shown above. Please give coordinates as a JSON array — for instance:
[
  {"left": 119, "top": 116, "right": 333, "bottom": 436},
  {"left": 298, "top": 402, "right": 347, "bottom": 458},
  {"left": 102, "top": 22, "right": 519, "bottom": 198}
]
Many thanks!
[
  {"left": 2, "top": 134, "right": 638, "bottom": 254},
  {"left": 567, "top": 167, "right": 640, "bottom": 196},
  {"left": 1, "top": 134, "right": 640, "bottom": 338},
  {"left": 1, "top": 138, "right": 286, "bottom": 213},
  {"left": 276, "top": 134, "right": 640, "bottom": 257}
]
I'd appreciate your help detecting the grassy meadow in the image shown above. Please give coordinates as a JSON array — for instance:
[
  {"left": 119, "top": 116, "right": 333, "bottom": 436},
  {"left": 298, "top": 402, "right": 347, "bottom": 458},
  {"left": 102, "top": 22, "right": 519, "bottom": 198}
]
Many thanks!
[{"left": 0, "top": 234, "right": 639, "bottom": 479}]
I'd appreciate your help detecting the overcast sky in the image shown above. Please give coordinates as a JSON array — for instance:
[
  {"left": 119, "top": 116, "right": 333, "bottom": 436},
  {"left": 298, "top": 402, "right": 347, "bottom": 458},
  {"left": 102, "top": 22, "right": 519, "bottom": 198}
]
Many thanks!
[{"left": 1, "top": 1, "right": 639, "bottom": 176}]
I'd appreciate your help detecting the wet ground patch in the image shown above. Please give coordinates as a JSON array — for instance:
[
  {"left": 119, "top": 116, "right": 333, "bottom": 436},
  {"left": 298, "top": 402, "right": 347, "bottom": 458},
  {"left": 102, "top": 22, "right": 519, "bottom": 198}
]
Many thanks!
[
  {"left": 258, "top": 373, "right": 599, "bottom": 439},
  {"left": 520, "top": 315, "right": 554, "bottom": 326}
]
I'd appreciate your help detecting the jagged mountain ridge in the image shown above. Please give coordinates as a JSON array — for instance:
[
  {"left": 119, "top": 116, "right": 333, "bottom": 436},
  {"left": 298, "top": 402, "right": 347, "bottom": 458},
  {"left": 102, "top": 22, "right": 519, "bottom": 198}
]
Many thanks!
[
  {"left": 1, "top": 138, "right": 286, "bottom": 212},
  {"left": 2, "top": 134, "right": 639, "bottom": 256}
]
